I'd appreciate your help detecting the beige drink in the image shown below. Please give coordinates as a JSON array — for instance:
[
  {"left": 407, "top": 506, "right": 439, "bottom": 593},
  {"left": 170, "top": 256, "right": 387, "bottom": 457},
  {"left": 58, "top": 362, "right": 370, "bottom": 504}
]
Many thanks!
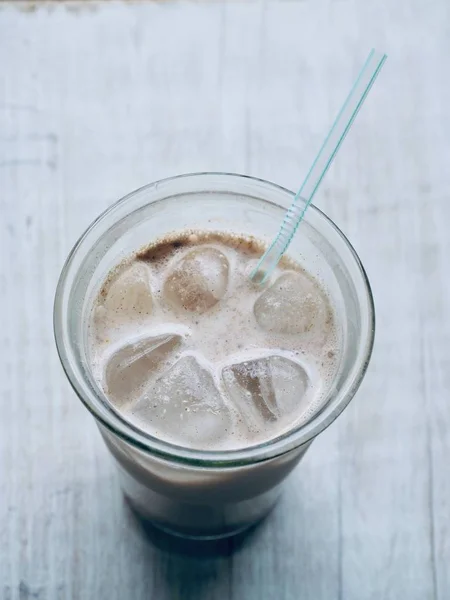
[
  {"left": 89, "top": 231, "right": 339, "bottom": 453},
  {"left": 54, "top": 173, "right": 374, "bottom": 539}
]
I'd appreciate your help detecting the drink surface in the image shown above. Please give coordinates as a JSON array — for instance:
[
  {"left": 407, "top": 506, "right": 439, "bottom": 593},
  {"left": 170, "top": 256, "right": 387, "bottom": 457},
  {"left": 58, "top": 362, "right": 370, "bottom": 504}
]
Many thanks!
[{"left": 89, "top": 230, "right": 340, "bottom": 450}]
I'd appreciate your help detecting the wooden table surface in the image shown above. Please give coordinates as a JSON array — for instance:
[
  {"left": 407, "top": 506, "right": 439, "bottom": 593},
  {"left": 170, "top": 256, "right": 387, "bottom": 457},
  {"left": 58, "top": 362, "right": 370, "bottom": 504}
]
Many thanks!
[{"left": 1, "top": 1, "right": 449, "bottom": 598}]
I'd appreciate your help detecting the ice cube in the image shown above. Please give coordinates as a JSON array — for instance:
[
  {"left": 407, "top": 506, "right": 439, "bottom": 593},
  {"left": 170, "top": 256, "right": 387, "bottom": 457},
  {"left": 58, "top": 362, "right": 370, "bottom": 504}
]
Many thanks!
[
  {"left": 133, "top": 355, "right": 232, "bottom": 446},
  {"left": 104, "top": 333, "right": 182, "bottom": 406},
  {"left": 104, "top": 262, "right": 153, "bottom": 317},
  {"left": 164, "top": 247, "right": 229, "bottom": 313},
  {"left": 94, "top": 263, "right": 153, "bottom": 339},
  {"left": 254, "top": 272, "right": 329, "bottom": 336},
  {"left": 222, "top": 355, "right": 309, "bottom": 431}
]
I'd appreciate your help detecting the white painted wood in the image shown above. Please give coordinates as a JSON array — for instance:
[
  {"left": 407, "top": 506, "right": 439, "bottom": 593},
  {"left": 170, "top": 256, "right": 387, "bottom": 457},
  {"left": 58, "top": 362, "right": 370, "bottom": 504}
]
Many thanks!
[{"left": 1, "top": 1, "right": 449, "bottom": 599}]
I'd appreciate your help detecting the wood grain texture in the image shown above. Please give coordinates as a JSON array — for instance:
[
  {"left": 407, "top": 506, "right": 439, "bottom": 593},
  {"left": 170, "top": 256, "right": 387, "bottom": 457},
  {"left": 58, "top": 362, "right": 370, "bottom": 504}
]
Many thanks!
[{"left": 0, "top": 1, "right": 449, "bottom": 599}]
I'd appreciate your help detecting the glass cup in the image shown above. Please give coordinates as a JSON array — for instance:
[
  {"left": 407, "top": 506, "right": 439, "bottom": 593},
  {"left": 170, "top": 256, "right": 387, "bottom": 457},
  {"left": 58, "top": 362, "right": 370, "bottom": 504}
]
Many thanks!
[{"left": 54, "top": 173, "right": 374, "bottom": 540}]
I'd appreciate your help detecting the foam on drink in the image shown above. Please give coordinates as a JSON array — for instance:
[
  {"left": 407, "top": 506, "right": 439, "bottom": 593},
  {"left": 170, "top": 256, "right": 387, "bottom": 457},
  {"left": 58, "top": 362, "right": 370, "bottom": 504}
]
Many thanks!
[{"left": 88, "top": 231, "right": 340, "bottom": 450}]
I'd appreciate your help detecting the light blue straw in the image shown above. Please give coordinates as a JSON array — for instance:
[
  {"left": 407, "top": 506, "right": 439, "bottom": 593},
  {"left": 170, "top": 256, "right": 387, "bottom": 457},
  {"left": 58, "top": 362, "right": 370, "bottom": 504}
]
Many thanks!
[{"left": 251, "top": 49, "right": 387, "bottom": 284}]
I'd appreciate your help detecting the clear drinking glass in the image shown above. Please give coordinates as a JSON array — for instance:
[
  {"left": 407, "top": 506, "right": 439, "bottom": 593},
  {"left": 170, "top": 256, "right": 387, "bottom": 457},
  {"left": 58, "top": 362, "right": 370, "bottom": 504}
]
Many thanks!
[{"left": 54, "top": 173, "right": 375, "bottom": 540}]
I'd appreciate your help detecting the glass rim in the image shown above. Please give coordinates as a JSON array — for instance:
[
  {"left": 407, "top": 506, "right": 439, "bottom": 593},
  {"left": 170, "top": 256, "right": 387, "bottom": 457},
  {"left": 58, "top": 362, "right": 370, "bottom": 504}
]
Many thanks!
[{"left": 54, "top": 172, "right": 375, "bottom": 468}]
